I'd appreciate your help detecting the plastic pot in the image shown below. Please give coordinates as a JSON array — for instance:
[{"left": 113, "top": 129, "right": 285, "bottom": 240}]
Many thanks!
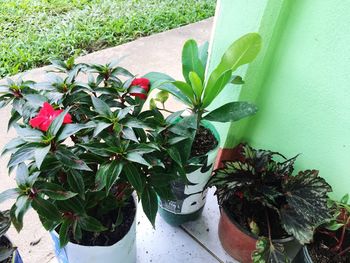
[
  {"left": 0, "top": 236, "right": 23, "bottom": 263},
  {"left": 218, "top": 206, "right": 301, "bottom": 263},
  {"left": 50, "top": 198, "right": 137, "bottom": 263},
  {"left": 293, "top": 246, "right": 313, "bottom": 263},
  {"left": 158, "top": 120, "right": 220, "bottom": 226}
]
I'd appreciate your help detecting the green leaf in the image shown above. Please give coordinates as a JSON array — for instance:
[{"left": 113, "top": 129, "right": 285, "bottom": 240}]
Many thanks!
[
  {"left": 40, "top": 182, "right": 78, "bottom": 200},
  {"left": 182, "top": 39, "right": 205, "bottom": 83},
  {"left": 203, "top": 102, "right": 257, "bottom": 122},
  {"left": 172, "top": 81, "right": 195, "bottom": 103},
  {"left": 125, "top": 152, "right": 149, "bottom": 166},
  {"left": 122, "top": 127, "right": 138, "bottom": 142},
  {"left": 204, "top": 33, "right": 262, "bottom": 106},
  {"left": 15, "top": 126, "right": 43, "bottom": 142},
  {"left": 124, "top": 163, "right": 145, "bottom": 193},
  {"left": 325, "top": 222, "right": 344, "bottom": 231},
  {"left": 79, "top": 216, "right": 107, "bottom": 232},
  {"left": 281, "top": 170, "right": 332, "bottom": 244},
  {"left": 167, "top": 147, "right": 182, "bottom": 166},
  {"left": 67, "top": 170, "right": 85, "bottom": 199},
  {"left": 202, "top": 69, "right": 232, "bottom": 108},
  {"left": 8, "top": 143, "right": 38, "bottom": 168},
  {"left": 34, "top": 145, "right": 51, "bottom": 169},
  {"left": 91, "top": 96, "right": 113, "bottom": 118},
  {"left": 198, "top": 41, "right": 209, "bottom": 69},
  {"left": 15, "top": 163, "right": 29, "bottom": 186},
  {"left": 144, "top": 72, "right": 192, "bottom": 106},
  {"left": 252, "top": 237, "right": 289, "bottom": 263},
  {"left": 117, "top": 106, "right": 134, "bottom": 120},
  {"left": 93, "top": 121, "right": 112, "bottom": 137},
  {"left": 0, "top": 189, "right": 20, "bottom": 204},
  {"left": 14, "top": 195, "right": 30, "bottom": 219},
  {"left": 47, "top": 107, "right": 71, "bottom": 136},
  {"left": 141, "top": 185, "right": 158, "bottom": 227},
  {"left": 57, "top": 122, "right": 95, "bottom": 142},
  {"left": 1, "top": 137, "right": 25, "bottom": 156},
  {"left": 189, "top": 71, "right": 203, "bottom": 102},
  {"left": 32, "top": 197, "right": 61, "bottom": 221},
  {"left": 95, "top": 161, "right": 123, "bottom": 194},
  {"left": 55, "top": 147, "right": 92, "bottom": 171},
  {"left": 155, "top": 91, "right": 169, "bottom": 104},
  {"left": 59, "top": 219, "right": 71, "bottom": 248},
  {"left": 56, "top": 197, "right": 85, "bottom": 215},
  {"left": 340, "top": 193, "right": 349, "bottom": 204}
]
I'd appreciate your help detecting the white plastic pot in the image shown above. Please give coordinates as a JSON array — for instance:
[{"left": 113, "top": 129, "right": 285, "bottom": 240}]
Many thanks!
[
  {"left": 158, "top": 121, "right": 220, "bottom": 225},
  {"left": 50, "top": 201, "right": 137, "bottom": 263}
]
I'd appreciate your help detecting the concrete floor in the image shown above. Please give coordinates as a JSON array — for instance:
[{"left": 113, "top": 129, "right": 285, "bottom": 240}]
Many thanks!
[{"left": 0, "top": 18, "right": 237, "bottom": 263}]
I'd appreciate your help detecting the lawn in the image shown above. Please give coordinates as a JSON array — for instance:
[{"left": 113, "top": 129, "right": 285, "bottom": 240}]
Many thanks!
[{"left": 0, "top": 0, "right": 216, "bottom": 78}]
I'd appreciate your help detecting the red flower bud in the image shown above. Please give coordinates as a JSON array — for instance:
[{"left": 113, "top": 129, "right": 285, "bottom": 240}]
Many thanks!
[
  {"left": 129, "top": 78, "right": 150, "bottom": 100},
  {"left": 29, "top": 102, "right": 72, "bottom": 132}
]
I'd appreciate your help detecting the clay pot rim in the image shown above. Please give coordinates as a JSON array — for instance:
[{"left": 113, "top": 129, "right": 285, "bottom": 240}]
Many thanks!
[{"left": 221, "top": 203, "right": 294, "bottom": 243}]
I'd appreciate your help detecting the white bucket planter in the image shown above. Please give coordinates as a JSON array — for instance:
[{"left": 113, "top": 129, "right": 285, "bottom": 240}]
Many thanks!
[
  {"left": 158, "top": 121, "right": 220, "bottom": 225},
  {"left": 50, "top": 202, "right": 137, "bottom": 263}
]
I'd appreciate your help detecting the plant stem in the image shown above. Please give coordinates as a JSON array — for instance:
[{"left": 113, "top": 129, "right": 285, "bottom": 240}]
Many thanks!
[
  {"left": 338, "top": 245, "right": 350, "bottom": 257},
  {"left": 158, "top": 107, "right": 175, "bottom": 114},
  {"left": 265, "top": 209, "right": 273, "bottom": 244},
  {"left": 335, "top": 217, "right": 350, "bottom": 252}
]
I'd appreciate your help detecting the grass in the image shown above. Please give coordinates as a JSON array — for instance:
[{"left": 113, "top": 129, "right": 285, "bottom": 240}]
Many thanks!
[{"left": 0, "top": 0, "right": 216, "bottom": 78}]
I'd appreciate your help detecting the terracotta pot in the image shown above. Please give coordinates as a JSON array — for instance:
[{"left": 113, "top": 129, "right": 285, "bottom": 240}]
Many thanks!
[{"left": 218, "top": 206, "right": 298, "bottom": 263}]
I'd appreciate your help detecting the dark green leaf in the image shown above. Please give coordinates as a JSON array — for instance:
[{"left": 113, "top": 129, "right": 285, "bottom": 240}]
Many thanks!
[
  {"left": 79, "top": 216, "right": 107, "bottom": 232},
  {"left": 40, "top": 182, "right": 78, "bottom": 200},
  {"left": 67, "top": 170, "right": 85, "bottom": 199},
  {"left": 48, "top": 108, "right": 71, "bottom": 136},
  {"left": 15, "top": 163, "right": 29, "bottom": 186},
  {"left": 124, "top": 163, "right": 144, "bottom": 193},
  {"left": 57, "top": 122, "right": 95, "bottom": 142},
  {"left": 167, "top": 147, "right": 182, "bottom": 166},
  {"left": 55, "top": 147, "right": 92, "bottom": 171},
  {"left": 141, "top": 185, "right": 158, "bottom": 227},
  {"left": 281, "top": 170, "right": 332, "bottom": 244},
  {"left": 91, "top": 96, "right": 113, "bottom": 118},
  {"left": 204, "top": 102, "right": 257, "bottom": 122},
  {"left": 15, "top": 126, "right": 43, "bottom": 142},
  {"left": 59, "top": 219, "right": 71, "bottom": 248},
  {"left": 34, "top": 145, "right": 51, "bottom": 169},
  {"left": 0, "top": 210, "right": 11, "bottom": 236},
  {"left": 8, "top": 143, "right": 38, "bottom": 168},
  {"left": 93, "top": 121, "right": 112, "bottom": 137},
  {"left": 32, "top": 197, "right": 61, "bottom": 221},
  {"left": 252, "top": 237, "right": 289, "bottom": 263},
  {"left": 125, "top": 152, "right": 149, "bottom": 166}
]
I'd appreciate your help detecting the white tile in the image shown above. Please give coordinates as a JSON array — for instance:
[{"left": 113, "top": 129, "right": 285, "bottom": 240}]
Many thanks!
[
  {"left": 182, "top": 188, "right": 239, "bottom": 263},
  {"left": 136, "top": 202, "right": 219, "bottom": 263}
]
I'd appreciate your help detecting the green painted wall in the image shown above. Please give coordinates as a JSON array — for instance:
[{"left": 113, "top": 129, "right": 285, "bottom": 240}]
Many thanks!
[{"left": 208, "top": 0, "right": 350, "bottom": 197}]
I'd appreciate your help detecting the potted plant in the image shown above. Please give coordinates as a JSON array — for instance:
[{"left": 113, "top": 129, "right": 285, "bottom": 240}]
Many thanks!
[
  {"left": 297, "top": 193, "right": 350, "bottom": 263},
  {"left": 0, "top": 210, "right": 23, "bottom": 263},
  {"left": 207, "top": 143, "right": 332, "bottom": 263},
  {"left": 0, "top": 58, "right": 178, "bottom": 263},
  {"left": 143, "top": 33, "right": 262, "bottom": 225}
]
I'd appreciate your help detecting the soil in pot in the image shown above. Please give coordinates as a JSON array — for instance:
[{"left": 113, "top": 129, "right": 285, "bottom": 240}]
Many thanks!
[
  {"left": 191, "top": 126, "right": 218, "bottom": 157},
  {"left": 307, "top": 230, "right": 350, "bottom": 263},
  {"left": 57, "top": 196, "right": 136, "bottom": 246},
  {"left": 225, "top": 196, "right": 289, "bottom": 239},
  {"left": 0, "top": 237, "right": 14, "bottom": 263}
]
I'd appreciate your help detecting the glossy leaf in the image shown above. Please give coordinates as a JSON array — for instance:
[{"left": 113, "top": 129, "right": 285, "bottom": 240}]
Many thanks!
[
  {"left": 47, "top": 108, "right": 71, "bottom": 136},
  {"left": 91, "top": 96, "right": 113, "bottom": 118},
  {"left": 40, "top": 182, "right": 78, "bottom": 200},
  {"left": 172, "top": 81, "right": 195, "bottom": 103},
  {"left": 203, "top": 102, "right": 257, "bottom": 122},
  {"left": 204, "top": 33, "right": 262, "bottom": 107},
  {"left": 59, "top": 218, "right": 71, "bottom": 248},
  {"left": 32, "top": 197, "right": 61, "bottom": 221},
  {"left": 67, "top": 170, "right": 85, "bottom": 199},
  {"left": 34, "top": 145, "right": 51, "bottom": 169},
  {"left": 189, "top": 71, "right": 203, "bottom": 102},
  {"left": 0, "top": 189, "right": 20, "bottom": 204},
  {"left": 124, "top": 163, "right": 144, "bottom": 193},
  {"left": 141, "top": 185, "right": 158, "bottom": 227},
  {"left": 79, "top": 216, "right": 107, "bottom": 232},
  {"left": 182, "top": 39, "right": 205, "bottom": 83},
  {"left": 57, "top": 122, "right": 95, "bottom": 142}
]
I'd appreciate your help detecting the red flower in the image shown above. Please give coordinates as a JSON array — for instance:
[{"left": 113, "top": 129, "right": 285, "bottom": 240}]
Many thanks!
[
  {"left": 29, "top": 102, "right": 72, "bottom": 132},
  {"left": 130, "top": 78, "right": 150, "bottom": 100}
]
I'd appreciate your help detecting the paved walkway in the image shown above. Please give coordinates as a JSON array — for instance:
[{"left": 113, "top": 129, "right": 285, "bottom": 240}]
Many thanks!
[{"left": 0, "top": 18, "right": 237, "bottom": 263}]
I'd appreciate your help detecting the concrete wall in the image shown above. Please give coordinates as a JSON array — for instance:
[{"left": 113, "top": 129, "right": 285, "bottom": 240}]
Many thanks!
[{"left": 208, "top": 0, "right": 350, "bottom": 197}]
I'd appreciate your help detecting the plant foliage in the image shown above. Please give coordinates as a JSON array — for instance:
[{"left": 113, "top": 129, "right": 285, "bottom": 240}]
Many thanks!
[
  {"left": 207, "top": 143, "right": 332, "bottom": 262},
  {"left": 0, "top": 58, "right": 192, "bottom": 248}
]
